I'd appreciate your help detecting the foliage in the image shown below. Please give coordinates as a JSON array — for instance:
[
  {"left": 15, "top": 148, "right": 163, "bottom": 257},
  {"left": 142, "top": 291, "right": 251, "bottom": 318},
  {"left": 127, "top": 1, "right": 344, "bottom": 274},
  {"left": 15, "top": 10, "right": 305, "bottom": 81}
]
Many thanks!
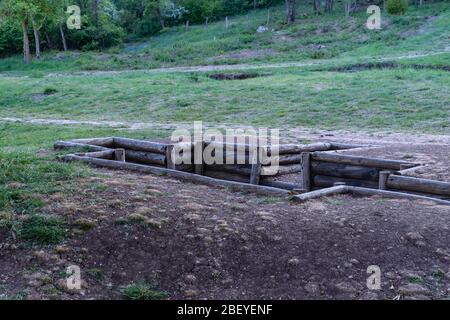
[{"left": 387, "top": 0, "right": 409, "bottom": 15}]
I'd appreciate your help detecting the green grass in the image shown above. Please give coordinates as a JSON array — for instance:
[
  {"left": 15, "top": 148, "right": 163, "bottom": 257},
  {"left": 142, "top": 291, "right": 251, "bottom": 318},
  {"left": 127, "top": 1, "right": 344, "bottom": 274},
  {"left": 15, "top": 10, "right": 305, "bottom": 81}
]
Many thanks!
[
  {"left": 0, "top": 122, "right": 169, "bottom": 245},
  {"left": 121, "top": 283, "right": 168, "bottom": 300},
  {"left": 0, "top": 66, "right": 448, "bottom": 133}
]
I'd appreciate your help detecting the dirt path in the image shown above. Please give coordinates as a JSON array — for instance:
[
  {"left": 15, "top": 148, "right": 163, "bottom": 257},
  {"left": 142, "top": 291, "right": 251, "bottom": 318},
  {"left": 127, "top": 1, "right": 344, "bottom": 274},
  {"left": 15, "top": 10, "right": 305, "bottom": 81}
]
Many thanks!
[{"left": 2, "top": 116, "right": 450, "bottom": 146}]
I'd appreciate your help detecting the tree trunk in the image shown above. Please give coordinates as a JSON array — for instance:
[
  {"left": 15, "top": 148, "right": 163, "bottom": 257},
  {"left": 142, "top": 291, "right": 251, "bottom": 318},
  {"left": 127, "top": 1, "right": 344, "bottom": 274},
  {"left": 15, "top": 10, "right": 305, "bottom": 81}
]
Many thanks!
[
  {"left": 325, "top": 0, "right": 334, "bottom": 12},
  {"left": 21, "top": 18, "right": 31, "bottom": 64},
  {"left": 156, "top": 6, "right": 165, "bottom": 29},
  {"left": 31, "top": 17, "right": 41, "bottom": 59},
  {"left": 45, "top": 32, "right": 53, "bottom": 50},
  {"left": 314, "top": 0, "right": 321, "bottom": 15},
  {"left": 59, "top": 23, "right": 68, "bottom": 51},
  {"left": 285, "top": 0, "right": 296, "bottom": 24}
]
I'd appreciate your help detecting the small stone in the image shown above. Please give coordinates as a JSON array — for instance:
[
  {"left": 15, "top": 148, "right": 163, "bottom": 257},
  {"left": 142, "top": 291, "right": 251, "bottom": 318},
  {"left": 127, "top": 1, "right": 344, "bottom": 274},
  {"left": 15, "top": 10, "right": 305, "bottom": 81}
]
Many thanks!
[
  {"left": 55, "top": 245, "right": 69, "bottom": 254},
  {"left": 256, "top": 26, "right": 269, "bottom": 33},
  {"left": 185, "top": 274, "right": 197, "bottom": 284},
  {"left": 350, "top": 259, "right": 360, "bottom": 265},
  {"left": 288, "top": 258, "right": 300, "bottom": 266},
  {"left": 405, "top": 232, "right": 424, "bottom": 241}
]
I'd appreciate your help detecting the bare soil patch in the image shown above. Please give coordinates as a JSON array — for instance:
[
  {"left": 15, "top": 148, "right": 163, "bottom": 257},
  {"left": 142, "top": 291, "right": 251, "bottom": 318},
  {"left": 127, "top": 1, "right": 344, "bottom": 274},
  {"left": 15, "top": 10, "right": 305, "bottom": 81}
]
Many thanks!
[{"left": 1, "top": 168, "right": 449, "bottom": 300}]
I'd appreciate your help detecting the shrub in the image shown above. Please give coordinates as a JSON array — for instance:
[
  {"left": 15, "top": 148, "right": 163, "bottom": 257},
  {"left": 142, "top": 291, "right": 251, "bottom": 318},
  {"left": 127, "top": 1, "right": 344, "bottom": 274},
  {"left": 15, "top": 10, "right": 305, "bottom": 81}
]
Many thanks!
[
  {"left": 122, "top": 283, "right": 168, "bottom": 300},
  {"left": 19, "top": 215, "right": 67, "bottom": 244},
  {"left": 386, "top": 0, "right": 408, "bottom": 15}
]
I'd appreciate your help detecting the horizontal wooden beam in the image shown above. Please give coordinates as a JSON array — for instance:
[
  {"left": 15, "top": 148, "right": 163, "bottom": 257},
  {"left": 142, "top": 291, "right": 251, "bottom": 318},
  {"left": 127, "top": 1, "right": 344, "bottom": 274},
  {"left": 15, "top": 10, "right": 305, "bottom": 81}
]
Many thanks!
[
  {"left": 311, "top": 161, "right": 382, "bottom": 182},
  {"left": 311, "top": 152, "right": 417, "bottom": 170},
  {"left": 386, "top": 175, "right": 450, "bottom": 197},
  {"left": 313, "top": 175, "right": 379, "bottom": 189},
  {"left": 113, "top": 137, "right": 168, "bottom": 154},
  {"left": 54, "top": 141, "right": 110, "bottom": 152}
]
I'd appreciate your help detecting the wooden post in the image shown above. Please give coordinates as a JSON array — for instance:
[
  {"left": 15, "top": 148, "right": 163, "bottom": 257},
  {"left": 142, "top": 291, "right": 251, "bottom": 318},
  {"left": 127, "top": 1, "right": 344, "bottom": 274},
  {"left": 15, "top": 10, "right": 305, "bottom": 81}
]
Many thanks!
[
  {"left": 115, "top": 149, "right": 126, "bottom": 162},
  {"left": 166, "top": 145, "right": 176, "bottom": 169},
  {"left": 301, "top": 152, "right": 311, "bottom": 192},
  {"left": 194, "top": 141, "right": 204, "bottom": 175},
  {"left": 250, "top": 147, "right": 262, "bottom": 185},
  {"left": 379, "top": 171, "right": 390, "bottom": 190}
]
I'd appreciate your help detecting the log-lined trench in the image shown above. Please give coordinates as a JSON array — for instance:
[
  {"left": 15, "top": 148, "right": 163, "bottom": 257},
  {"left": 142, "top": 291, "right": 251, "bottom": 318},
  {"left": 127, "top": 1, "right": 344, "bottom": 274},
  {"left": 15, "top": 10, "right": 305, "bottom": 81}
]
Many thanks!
[{"left": 54, "top": 137, "right": 450, "bottom": 206}]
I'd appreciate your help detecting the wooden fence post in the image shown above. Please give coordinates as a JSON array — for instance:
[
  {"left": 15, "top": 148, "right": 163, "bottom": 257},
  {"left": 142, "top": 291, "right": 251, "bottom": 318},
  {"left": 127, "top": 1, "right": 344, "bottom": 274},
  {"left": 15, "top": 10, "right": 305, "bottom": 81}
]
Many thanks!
[
  {"left": 166, "top": 145, "right": 176, "bottom": 169},
  {"left": 379, "top": 171, "right": 390, "bottom": 190},
  {"left": 194, "top": 141, "right": 204, "bottom": 175},
  {"left": 250, "top": 147, "right": 262, "bottom": 185},
  {"left": 301, "top": 152, "right": 311, "bottom": 192},
  {"left": 115, "top": 149, "right": 126, "bottom": 162}
]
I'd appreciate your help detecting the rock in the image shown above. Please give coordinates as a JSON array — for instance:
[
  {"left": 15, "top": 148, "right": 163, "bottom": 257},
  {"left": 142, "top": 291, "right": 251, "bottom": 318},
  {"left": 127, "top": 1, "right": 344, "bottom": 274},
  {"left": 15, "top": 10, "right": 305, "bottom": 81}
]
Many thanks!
[
  {"left": 288, "top": 258, "right": 300, "bottom": 266},
  {"left": 185, "top": 274, "right": 197, "bottom": 284},
  {"left": 256, "top": 26, "right": 269, "bottom": 33},
  {"left": 398, "top": 283, "right": 429, "bottom": 296}
]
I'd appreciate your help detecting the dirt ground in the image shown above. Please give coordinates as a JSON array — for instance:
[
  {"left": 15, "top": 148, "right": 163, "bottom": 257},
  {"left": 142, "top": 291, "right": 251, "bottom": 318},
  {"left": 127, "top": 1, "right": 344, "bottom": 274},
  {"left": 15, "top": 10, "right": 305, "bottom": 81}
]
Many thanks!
[{"left": 1, "top": 165, "right": 449, "bottom": 300}]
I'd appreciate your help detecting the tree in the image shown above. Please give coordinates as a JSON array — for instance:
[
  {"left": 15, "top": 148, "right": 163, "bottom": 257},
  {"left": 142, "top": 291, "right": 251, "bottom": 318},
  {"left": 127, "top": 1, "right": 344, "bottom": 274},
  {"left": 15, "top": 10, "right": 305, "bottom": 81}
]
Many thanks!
[
  {"left": 0, "top": 0, "right": 39, "bottom": 64},
  {"left": 30, "top": 0, "right": 53, "bottom": 59},
  {"left": 285, "top": 0, "right": 295, "bottom": 24}
]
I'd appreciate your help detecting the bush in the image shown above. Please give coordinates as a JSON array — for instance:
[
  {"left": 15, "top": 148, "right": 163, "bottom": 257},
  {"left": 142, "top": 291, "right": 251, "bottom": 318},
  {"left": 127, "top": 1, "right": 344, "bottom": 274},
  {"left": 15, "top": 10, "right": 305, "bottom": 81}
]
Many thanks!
[{"left": 386, "top": 0, "right": 408, "bottom": 15}]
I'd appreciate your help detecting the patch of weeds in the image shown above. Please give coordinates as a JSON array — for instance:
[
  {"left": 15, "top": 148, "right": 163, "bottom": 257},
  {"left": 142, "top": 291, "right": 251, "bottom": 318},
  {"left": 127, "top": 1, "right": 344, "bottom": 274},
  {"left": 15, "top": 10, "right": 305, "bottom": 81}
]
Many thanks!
[
  {"left": 256, "top": 196, "right": 281, "bottom": 205},
  {"left": 87, "top": 268, "right": 105, "bottom": 282},
  {"left": 121, "top": 283, "right": 168, "bottom": 300},
  {"left": 431, "top": 270, "right": 444, "bottom": 282},
  {"left": 19, "top": 215, "right": 67, "bottom": 245},
  {"left": 73, "top": 218, "right": 97, "bottom": 231},
  {"left": 87, "top": 183, "right": 108, "bottom": 193},
  {"left": 43, "top": 87, "right": 58, "bottom": 95},
  {"left": 408, "top": 276, "right": 423, "bottom": 284}
]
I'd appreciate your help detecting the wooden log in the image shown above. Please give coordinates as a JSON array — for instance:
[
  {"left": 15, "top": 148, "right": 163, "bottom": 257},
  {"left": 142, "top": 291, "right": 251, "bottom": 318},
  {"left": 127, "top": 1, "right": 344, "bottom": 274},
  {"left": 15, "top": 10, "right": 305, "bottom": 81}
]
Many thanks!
[
  {"left": 115, "top": 149, "right": 126, "bottom": 162},
  {"left": 386, "top": 175, "right": 450, "bottom": 197},
  {"left": 113, "top": 137, "right": 167, "bottom": 154},
  {"left": 274, "top": 143, "right": 332, "bottom": 155},
  {"left": 61, "top": 155, "right": 290, "bottom": 197},
  {"left": 329, "top": 143, "right": 368, "bottom": 150},
  {"left": 250, "top": 147, "right": 262, "bottom": 185},
  {"left": 125, "top": 150, "right": 166, "bottom": 166},
  {"left": 292, "top": 186, "right": 349, "bottom": 203},
  {"left": 311, "top": 162, "right": 381, "bottom": 181},
  {"left": 270, "top": 154, "right": 302, "bottom": 165},
  {"left": 54, "top": 141, "right": 110, "bottom": 152},
  {"left": 70, "top": 137, "right": 114, "bottom": 147},
  {"left": 261, "top": 164, "right": 303, "bottom": 176},
  {"left": 74, "top": 150, "right": 115, "bottom": 159},
  {"left": 313, "top": 175, "right": 379, "bottom": 189},
  {"left": 311, "top": 152, "right": 417, "bottom": 170},
  {"left": 347, "top": 186, "right": 450, "bottom": 206},
  {"left": 379, "top": 171, "right": 390, "bottom": 190},
  {"left": 203, "top": 169, "right": 249, "bottom": 183},
  {"left": 301, "top": 153, "right": 311, "bottom": 192},
  {"left": 204, "top": 164, "right": 252, "bottom": 176}
]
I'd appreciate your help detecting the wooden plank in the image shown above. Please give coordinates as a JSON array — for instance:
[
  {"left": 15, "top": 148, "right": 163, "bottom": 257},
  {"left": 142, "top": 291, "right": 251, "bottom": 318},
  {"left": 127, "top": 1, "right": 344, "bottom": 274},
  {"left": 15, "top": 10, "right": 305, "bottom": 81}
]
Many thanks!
[
  {"left": 311, "top": 161, "right": 381, "bottom": 181},
  {"left": 113, "top": 137, "right": 167, "bottom": 154},
  {"left": 301, "top": 152, "right": 311, "bottom": 192},
  {"left": 74, "top": 150, "right": 115, "bottom": 159},
  {"left": 386, "top": 175, "right": 450, "bottom": 197},
  {"left": 311, "top": 152, "right": 417, "bottom": 170},
  {"left": 274, "top": 143, "right": 332, "bottom": 155},
  {"left": 313, "top": 175, "right": 379, "bottom": 189}
]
